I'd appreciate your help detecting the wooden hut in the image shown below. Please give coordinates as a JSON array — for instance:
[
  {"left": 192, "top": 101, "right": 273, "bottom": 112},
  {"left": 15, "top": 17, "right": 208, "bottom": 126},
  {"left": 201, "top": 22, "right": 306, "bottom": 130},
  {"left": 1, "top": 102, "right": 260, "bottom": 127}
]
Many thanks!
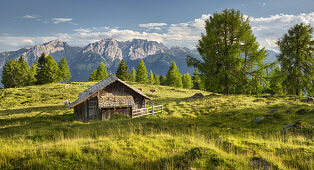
[{"left": 68, "top": 75, "right": 150, "bottom": 122}]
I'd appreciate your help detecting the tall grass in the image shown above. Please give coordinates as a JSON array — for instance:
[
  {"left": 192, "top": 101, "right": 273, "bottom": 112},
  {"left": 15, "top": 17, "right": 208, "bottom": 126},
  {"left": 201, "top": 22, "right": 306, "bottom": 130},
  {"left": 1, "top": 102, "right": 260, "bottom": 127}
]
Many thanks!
[{"left": 0, "top": 82, "right": 313, "bottom": 169}]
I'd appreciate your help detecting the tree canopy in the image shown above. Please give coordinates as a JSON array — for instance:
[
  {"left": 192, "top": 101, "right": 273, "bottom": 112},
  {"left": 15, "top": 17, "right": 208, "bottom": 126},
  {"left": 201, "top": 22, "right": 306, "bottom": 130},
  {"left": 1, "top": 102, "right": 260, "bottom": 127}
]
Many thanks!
[
  {"left": 277, "top": 23, "right": 314, "bottom": 96},
  {"left": 187, "top": 9, "right": 266, "bottom": 94}
]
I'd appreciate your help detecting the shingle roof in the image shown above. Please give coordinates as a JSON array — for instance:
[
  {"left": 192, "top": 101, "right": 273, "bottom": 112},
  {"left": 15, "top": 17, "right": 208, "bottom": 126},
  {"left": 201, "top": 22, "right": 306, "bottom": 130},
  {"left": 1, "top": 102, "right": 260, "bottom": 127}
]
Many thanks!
[{"left": 68, "top": 75, "right": 150, "bottom": 108}]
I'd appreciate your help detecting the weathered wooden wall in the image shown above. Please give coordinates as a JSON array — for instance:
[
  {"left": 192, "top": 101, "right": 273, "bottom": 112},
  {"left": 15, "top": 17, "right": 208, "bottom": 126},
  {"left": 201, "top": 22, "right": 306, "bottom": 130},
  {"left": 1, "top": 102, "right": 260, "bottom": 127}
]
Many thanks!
[
  {"left": 74, "top": 81, "right": 147, "bottom": 121},
  {"left": 74, "top": 100, "right": 88, "bottom": 122}
]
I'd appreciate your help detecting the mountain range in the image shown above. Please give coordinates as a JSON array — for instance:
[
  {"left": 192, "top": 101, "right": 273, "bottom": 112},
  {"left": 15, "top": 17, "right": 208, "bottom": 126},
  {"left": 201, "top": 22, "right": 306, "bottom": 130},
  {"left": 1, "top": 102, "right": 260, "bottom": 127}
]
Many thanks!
[{"left": 0, "top": 38, "right": 278, "bottom": 87}]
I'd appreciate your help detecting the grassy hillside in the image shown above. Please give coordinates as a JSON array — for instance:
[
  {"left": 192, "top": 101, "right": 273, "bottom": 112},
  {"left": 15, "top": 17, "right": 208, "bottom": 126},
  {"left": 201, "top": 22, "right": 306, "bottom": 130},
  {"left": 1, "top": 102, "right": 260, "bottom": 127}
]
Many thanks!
[{"left": 0, "top": 82, "right": 313, "bottom": 169}]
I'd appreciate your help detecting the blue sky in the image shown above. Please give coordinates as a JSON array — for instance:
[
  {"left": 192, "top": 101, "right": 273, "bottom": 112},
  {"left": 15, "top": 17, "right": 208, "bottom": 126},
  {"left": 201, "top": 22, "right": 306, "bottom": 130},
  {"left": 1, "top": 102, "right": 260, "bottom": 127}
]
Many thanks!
[{"left": 0, "top": 0, "right": 313, "bottom": 52}]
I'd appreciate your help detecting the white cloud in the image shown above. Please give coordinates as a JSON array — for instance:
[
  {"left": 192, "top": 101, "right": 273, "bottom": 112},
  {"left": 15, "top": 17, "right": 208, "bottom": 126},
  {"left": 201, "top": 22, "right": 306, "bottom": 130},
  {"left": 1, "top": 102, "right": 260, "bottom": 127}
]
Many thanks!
[
  {"left": 0, "top": 36, "right": 59, "bottom": 52},
  {"left": 139, "top": 23, "right": 167, "bottom": 29},
  {"left": 23, "top": 15, "right": 36, "bottom": 19},
  {"left": 249, "top": 12, "right": 314, "bottom": 51},
  {"left": 73, "top": 28, "right": 92, "bottom": 33},
  {"left": 52, "top": 18, "right": 73, "bottom": 24},
  {"left": 1, "top": 12, "right": 314, "bottom": 52}
]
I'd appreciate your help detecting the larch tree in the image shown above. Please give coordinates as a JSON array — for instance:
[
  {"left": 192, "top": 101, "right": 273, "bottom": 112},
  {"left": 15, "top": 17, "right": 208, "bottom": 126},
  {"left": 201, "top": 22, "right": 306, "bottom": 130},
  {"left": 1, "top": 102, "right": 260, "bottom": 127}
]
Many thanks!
[
  {"left": 154, "top": 74, "right": 160, "bottom": 85},
  {"left": 277, "top": 23, "right": 314, "bottom": 96},
  {"left": 44, "top": 55, "right": 61, "bottom": 83},
  {"left": 1, "top": 60, "right": 20, "bottom": 88},
  {"left": 136, "top": 58, "right": 148, "bottom": 83},
  {"left": 187, "top": 9, "right": 266, "bottom": 94},
  {"left": 182, "top": 73, "right": 193, "bottom": 89},
  {"left": 17, "top": 56, "right": 30, "bottom": 86},
  {"left": 166, "top": 61, "right": 183, "bottom": 87},
  {"left": 89, "top": 69, "right": 98, "bottom": 81},
  {"left": 269, "top": 64, "right": 285, "bottom": 94},
  {"left": 129, "top": 67, "right": 136, "bottom": 82},
  {"left": 149, "top": 70, "right": 155, "bottom": 84},
  {"left": 27, "top": 62, "right": 38, "bottom": 86},
  {"left": 58, "top": 57, "right": 71, "bottom": 82},
  {"left": 97, "top": 62, "right": 108, "bottom": 80}
]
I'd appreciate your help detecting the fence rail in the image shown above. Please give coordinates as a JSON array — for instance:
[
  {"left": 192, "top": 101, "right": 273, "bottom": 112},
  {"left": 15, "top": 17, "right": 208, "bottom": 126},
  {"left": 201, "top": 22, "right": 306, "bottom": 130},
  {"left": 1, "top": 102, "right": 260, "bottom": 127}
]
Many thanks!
[{"left": 132, "top": 105, "right": 163, "bottom": 118}]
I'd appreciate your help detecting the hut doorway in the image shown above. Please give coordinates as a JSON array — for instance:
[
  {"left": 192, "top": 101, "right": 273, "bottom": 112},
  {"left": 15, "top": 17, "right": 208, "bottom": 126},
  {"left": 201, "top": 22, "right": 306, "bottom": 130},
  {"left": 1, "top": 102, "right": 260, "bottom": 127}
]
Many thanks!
[{"left": 88, "top": 98, "right": 97, "bottom": 120}]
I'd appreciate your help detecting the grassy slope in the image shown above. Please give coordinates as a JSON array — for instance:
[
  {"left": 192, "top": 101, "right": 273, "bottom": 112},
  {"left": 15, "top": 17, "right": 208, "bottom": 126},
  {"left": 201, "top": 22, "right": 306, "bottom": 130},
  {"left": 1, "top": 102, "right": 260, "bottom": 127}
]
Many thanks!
[{"left": 0, "top": 82, "right": 313, "bottom": 169}]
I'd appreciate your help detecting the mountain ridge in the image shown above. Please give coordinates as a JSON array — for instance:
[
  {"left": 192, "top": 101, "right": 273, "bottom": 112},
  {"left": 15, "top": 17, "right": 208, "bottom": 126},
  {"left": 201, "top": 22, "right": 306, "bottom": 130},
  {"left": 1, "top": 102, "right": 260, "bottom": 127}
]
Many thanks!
[{"left": 0, "top": 39, "right": 278, "bottom": 86}]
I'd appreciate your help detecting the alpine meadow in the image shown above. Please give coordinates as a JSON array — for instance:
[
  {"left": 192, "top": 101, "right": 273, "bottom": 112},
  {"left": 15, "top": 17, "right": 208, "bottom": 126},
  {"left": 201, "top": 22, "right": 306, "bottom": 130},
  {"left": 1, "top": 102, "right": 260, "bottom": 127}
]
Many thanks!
[{"left": 0, "top": 4, "right": 314, "bottom": 170}]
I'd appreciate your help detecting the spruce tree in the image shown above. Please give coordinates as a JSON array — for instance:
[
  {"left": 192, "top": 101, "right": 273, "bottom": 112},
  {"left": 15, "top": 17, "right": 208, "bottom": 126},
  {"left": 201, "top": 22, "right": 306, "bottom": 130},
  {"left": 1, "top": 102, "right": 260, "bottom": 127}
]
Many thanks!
[
  {"left": 58, "top": 57, "right": 71, "bottom": 82},
  {"left": 160, "top": 74, "right": 166, "bottom": 85},
  {"left": 192, "top": 68, "right": 200, "bottom": 89},
  {"left": 277, "top": 23, "right": 314, "bottom": 96},
  {"left": 166, "top": 61, "right": 183, "bottom": 87},
  {"left": 97, "top": 62, "right": 108, "bottom": 80},
  {"left": 149, "top": 70, "right": 155, "bottom": 84},
  {"left": 116, "top": 59, "right": 128, "bottom": 81},
  {"left": 36, "top": 53, "right": 47, "bottom": 84},
  {"left": 129, "top": 67, "right": 136, "bottom": 82},
  {"left": 187, "top": 9, "right": 266, "bottom": 94},
  {"left": 136, "top": 58, "right": 148, "bottom": 83},
  {"left": 89, "top": 69, "right": 98, "bottom": 81},
  {"left": 154, "top": 74, "right": 160, "bottom": 85}
]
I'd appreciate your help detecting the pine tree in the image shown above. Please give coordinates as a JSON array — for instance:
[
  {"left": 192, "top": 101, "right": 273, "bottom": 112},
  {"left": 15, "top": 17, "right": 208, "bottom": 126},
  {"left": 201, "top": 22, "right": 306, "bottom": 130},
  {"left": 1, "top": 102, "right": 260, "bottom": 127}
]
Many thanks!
[
  {"left": 182, "top": 73, "right": 193, "bottom": 89},
  {"left": 136, "top": 58, "right": 148, "bottom": 83},
  {"left": 154, "top": 74, "right": 160, "bottom": 85},
  {"left": 97, "top": 62, "right": 108, "bottom": 80},
  {"left": 89, "top": 69, "right": 98, "bottom": 81},
  {"left": 129, "top": 67, "right": 136, "bottom": 82},
  {"left": 148, "top": 70, "right": 155, "bottom": 84},
  {"left": 116, "top": 59, "right": 128, "bottom": 81},
  {"left": 166, "top": 61, "right": 183, "bottom": 87},
  {"left": 277, "top": 23, "right": 314, "bottom": 96},
  {"left": 58, "top": 57, "right": 71, "bottom": 82},
  {"left": 192, "top": 68, "right": 200, "bottom": 89},
  {"left": 187, "top": 9, "right": 266, "bottom": 94}
]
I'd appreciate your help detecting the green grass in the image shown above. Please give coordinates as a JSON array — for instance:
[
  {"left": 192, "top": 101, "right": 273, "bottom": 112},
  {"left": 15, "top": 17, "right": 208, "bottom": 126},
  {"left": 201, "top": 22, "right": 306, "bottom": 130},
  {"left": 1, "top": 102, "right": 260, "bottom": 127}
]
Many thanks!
[{"left": 0, "top": 82, "right": 313, "bottom": 169}]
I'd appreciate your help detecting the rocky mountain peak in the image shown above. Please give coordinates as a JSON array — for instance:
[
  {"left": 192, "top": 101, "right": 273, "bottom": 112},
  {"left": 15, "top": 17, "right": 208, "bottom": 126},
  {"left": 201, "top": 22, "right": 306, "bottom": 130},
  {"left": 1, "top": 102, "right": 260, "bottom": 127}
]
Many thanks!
[
  {"left": 82, "top": 38, "right": 122, "bottom": 60},
  {"left": 126, "top": 38, "right": 167, "bottom": 60}
]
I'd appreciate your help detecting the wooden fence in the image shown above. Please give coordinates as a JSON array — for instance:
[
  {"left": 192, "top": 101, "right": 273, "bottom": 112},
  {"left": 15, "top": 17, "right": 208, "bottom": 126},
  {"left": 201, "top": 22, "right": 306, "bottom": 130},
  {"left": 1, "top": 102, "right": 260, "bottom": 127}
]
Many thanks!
[{"left": 132, "top": 105, "right": 163, "bottom": 118}]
